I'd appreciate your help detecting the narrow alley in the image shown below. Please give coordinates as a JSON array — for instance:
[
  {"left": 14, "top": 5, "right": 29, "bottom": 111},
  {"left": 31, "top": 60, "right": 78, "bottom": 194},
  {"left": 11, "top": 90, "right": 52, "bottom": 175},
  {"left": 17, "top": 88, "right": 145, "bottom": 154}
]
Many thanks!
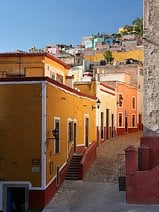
[{"left": 43, "top": 131, "right": 159, "bottom": 212}]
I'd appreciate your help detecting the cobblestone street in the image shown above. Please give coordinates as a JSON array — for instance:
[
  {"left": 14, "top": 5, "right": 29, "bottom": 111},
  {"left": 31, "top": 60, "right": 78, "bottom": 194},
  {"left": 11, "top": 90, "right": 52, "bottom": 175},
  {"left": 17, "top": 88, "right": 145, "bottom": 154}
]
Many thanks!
[
  {"left": 43, "top": 131, "right": 159, "bottom": 212},
  {"left": 84, "top": 131, "right": 142, "bottom": 183}
]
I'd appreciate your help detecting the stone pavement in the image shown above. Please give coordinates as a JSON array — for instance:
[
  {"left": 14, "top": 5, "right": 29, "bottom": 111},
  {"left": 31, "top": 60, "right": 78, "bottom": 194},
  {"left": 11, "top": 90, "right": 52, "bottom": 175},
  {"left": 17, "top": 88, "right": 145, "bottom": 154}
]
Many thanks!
[{"left": 43, "top": 131, "right": 159, "bottom": 212}]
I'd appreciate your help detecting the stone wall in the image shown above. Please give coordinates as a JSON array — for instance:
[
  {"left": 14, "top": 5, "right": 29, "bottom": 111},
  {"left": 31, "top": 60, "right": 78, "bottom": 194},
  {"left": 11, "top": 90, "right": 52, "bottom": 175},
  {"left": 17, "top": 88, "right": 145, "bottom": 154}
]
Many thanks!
[{"left": 144, "top": 0, "right": 159, "bottom": 135}]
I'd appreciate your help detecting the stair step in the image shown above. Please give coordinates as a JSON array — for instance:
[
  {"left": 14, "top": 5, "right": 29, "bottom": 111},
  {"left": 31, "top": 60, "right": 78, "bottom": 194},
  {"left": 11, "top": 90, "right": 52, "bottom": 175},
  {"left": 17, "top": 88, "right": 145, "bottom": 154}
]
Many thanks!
[
  {"left": 65, "top": 154, "right": 82, "bottom": 180},
  {"left": 65, "top": 176, "right": 79, "bottom": 180}
]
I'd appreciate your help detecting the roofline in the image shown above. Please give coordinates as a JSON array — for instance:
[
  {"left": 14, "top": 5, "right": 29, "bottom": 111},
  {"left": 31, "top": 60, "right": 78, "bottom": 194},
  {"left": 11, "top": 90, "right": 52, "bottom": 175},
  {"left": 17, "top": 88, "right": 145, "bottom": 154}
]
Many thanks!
[
  {"left": 0, "top": 77, "right": 96, "bottom": 100},
  {"left": 100, "top": 82, "right": 115, "bottom": 91},
  {"left": 0, "top": 52, "right": 71, "bottom": 70}
]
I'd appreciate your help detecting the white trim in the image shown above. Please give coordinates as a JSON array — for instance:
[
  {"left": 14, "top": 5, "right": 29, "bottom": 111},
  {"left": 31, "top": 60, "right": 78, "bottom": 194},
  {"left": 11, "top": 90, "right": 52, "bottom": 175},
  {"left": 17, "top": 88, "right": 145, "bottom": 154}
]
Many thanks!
[
  {"left": 44, "top": 162, "right": 67, "bottom": 189},
  {"left": 118, "top": 112, "right": 123, "bottom": 128},
  {"left": 0, "top": 80, "right": 95, "bottom": 101},
  {"left": 66, "top": 118, "right": 72, "bottom": 158},
  {"left": 131, "top": 113, "right": 136, "bottom": 128},
  {"left": 132, "top": 96, "right": 136, "bottom": 110},
  {"left": 84, "top": 114, "right": 90, "bottom": 146},
  {"left": 0, "top": 181, "right": 45, "bottom": 190},
  {"left": 0, "top": 181, "right": 31, "bottom": 210},
  {"left": 41, "top": 82, "right": 47, "bottom": 189},
  {"left": 77, "top": 144, "right": 85, "bottom": 147}
]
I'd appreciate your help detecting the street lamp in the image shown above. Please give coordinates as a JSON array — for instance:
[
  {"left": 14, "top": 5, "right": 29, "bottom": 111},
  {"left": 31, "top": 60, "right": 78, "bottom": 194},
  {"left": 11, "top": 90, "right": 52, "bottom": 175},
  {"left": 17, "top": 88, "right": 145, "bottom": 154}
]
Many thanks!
[{"left": 92, "top": 99, "right": 101, "bottom": 110}]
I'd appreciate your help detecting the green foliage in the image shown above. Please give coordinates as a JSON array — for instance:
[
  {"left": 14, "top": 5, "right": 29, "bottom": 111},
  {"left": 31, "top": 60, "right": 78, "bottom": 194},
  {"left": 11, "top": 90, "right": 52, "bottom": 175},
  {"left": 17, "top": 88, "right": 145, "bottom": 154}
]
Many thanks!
[
  {"left": 103, "top": 50, "right": 114, "bottom": 64},
  {"left": 112, "top": 17, "right": 143, "bottom": 38},
  {"left": 132, "top": 18, "right": 143, "bottom": 38}
]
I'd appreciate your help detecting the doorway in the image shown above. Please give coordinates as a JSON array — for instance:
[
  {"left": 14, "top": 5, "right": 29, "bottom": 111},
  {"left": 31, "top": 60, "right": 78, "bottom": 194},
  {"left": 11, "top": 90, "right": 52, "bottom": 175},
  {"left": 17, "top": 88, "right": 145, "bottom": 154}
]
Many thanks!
[
  {"left": 125, "top": 116, "right": 128, "bottom": 133},
  {"left": 111, "top": 114, "right": 114, "bottom": 138},
  {"left": 3, "top": 184, "right": 29, "bottom": 212},
  {"left": 6, "top": 187, "right": 25, "bottom": 212},
  {"left": 85, "top": 117, "right": 89, "bottom": 147},
  {"left": 106, "top": 109, "right": 109, "bottom": 140},
  {"left": 73, "top": 122, "right": 77, "bottom": 153}
]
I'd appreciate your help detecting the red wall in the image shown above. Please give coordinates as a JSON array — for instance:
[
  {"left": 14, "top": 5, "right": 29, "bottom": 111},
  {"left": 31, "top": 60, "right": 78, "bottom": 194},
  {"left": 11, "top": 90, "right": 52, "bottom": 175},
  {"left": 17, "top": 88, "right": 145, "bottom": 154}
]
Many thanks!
[
  {"left": 125, "top": 137, "right": 159, "bottom": 204},
  {"left": 141, "top": 136, "right": 159, "bottom": 168},
  {"left": 79, "top": 140, "right": 97, "bottom": 179},
  {"left": 117, "top": 127, "right": 138, "bottom": 136},
  {"left": 29, "top": 178, "right": 57, "bottom": 209},
  {"left": 29, "top": 163, "right": 68, "bottom": 209}
]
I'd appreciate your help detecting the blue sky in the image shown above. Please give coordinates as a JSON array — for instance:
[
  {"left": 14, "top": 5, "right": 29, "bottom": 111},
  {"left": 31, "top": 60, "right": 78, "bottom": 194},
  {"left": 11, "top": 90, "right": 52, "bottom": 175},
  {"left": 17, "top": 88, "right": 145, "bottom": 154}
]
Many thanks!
[{"left": 0, "top": 0, "right": 142, "bottom": 52}]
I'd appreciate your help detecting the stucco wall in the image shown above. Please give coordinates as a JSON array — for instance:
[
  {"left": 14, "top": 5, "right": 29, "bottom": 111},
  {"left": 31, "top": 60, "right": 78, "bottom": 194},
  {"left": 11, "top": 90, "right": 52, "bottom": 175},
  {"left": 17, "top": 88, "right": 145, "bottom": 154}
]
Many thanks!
[
  {"left": 0, "top": 83, "right": 42, "bottom": 187},
  {"left": 143, "top": 0, "right": 159, "bottom": 136},
  {"left": 45, "top": 82, "right": 96, "bottom": 185},
  {"left": 84, "top": 49, "right": 144, "bottom": 63}
]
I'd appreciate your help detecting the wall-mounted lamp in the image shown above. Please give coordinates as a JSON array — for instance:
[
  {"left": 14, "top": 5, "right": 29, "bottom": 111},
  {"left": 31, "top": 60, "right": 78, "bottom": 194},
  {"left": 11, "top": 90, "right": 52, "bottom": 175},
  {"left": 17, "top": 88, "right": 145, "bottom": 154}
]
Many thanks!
[
  {"left": 92, "top": 99, "right": 101, "bottom": 110},
  {"left": 52, "top": 127, "right": 59, "bottom": 140}
]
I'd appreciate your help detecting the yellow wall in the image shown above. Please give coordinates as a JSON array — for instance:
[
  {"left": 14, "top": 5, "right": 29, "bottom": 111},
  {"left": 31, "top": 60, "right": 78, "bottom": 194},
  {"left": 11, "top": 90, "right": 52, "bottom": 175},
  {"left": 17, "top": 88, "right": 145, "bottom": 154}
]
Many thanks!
[
  {"left": 0, "top": 83, "right": 42, "bottom": 187},
  {"left": 45, "top": 83, "right": 96, "bottom": 184},
  {"left": 0, "top": 80, "right": 96, "bottom": 187},
  {"left": 100, "top": 91, "right": 115, "bottom": 127},
  {"left": 74, "top": 82, "right": 96, "bottom": 97},
  {"left": 0, "top": 54, "right": 69, "bottom": 81},
  {"left": 44, "top": 56, "right": 68, "bottom": 74},
  {"left": 84, "top": 49, "right": 144, "bottom": 63},
  {"left": 0, "top": 55, "right": 44, "bottom": 76}
]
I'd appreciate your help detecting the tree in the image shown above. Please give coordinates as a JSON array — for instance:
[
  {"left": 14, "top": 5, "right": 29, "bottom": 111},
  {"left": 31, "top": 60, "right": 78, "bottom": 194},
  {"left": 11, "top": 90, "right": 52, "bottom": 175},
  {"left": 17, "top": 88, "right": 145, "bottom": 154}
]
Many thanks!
[
  {"left": 103, "top": 50, "right": 114, "bottom": 64},
  {"left": 123, "top": 24, "right": 134, "bottom": 34},
  {"left": 132, "top": 18, "right": 143, "bottom": 38}
]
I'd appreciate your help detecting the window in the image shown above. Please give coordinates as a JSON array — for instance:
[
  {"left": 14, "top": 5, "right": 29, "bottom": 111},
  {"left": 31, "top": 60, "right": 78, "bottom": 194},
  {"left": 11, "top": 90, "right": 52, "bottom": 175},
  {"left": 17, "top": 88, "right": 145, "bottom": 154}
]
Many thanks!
[
  {"left": 50, "top": 71, "right": 55, "bottom": 79},
  {"left": 140, "top": 68, "right": 143, "bottom": 76},
  {"left": 118, "top": 113, "right": 123, "bottom": 127},
  {"left": 101, "top": 112, "right": 104, "bottom": 139},
  {"left": 132, "top": 97, "right": 136, "bottom": 109},
  {"left": 84, "top": 116, "right": 89, "bottom": 147},
  {"left": 118, "top": 94, "right": 123, "bottom": 107},
  {"left": 56, "top": 74, "right": 63, "bottom": 83},
  {"left": 54, "top": 118, "right": 60, "bottom": 154},
  {"left": 132, "top": 115, "right": 136, "bottom": 127}
]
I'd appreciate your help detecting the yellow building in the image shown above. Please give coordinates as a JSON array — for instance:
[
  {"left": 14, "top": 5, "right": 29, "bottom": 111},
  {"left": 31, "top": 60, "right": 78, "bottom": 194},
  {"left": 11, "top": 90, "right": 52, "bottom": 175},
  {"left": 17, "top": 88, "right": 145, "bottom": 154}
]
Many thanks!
[
  {"left": 0, "top": 53, "right": 97, "bottom": 210},
  {"left": 0, "top": 52, "right": 71, "bottom": 86},
  {"left": 84, "top": 49, "right": 144, "bottom": 63},
  {"left": 74, "top": 80, "right": 116, "bottom": 143}
]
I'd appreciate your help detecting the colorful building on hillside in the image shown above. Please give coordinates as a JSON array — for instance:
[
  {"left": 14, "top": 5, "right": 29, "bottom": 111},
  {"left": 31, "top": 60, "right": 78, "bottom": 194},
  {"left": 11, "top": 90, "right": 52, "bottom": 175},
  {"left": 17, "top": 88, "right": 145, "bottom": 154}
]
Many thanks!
[
  {"left": 94, "top": 64, "right": 143, "bottom": 133},
  {"left": 100, "top": 80, "right": 138, "bottom": 136},
  {"left": 83, "top": 49, "right": 144, "bottom": 64},
  {"left": 116, "top": 81, "right": 138, "bottom": 135},
  {"left": 0, "top": 77, "right": 96, "bottom": 210},
  {"left": 0, "top": 52, "right": 71, "bottom": 87}
]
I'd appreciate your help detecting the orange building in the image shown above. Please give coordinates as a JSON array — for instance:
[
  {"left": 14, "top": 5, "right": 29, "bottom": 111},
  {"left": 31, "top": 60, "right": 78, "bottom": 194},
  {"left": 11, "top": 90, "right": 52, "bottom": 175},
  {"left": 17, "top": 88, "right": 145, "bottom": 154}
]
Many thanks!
[{"left": 115, "top": 81, "right": 138, "bottom": 135}]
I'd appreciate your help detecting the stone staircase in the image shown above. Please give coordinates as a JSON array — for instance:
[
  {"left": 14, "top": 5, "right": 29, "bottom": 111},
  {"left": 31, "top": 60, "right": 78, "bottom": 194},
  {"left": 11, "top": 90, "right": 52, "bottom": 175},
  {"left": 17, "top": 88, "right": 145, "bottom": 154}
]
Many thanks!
[{"left": 65, "top": 154, "right": 82, "bottom": 180}]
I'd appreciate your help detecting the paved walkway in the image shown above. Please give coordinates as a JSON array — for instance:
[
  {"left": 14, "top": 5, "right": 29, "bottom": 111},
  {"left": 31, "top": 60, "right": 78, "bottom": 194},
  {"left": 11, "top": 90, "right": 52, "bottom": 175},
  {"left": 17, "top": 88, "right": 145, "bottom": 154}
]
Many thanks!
[{"left": 43, "top": 132, "right": 159, "bottom": 212}]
